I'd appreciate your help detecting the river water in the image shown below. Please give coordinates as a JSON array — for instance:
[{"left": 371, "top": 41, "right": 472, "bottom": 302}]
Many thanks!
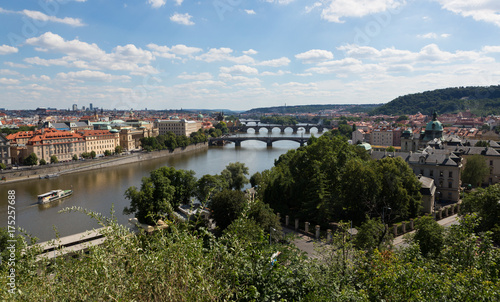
[{"left": 0, "top": 129, "right": 316, "bottom": 242}]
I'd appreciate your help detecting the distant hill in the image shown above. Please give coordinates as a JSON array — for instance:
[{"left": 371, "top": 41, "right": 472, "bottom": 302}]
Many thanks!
[
  {"left": 243, "top": 104, "right": 381, "bottom": 115},
  {"left": 370, "top": 85, "right": 500, "bottom": 116}
]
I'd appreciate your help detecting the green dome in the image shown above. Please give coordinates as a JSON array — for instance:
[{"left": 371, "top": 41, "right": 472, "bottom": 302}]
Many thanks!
[{"left": 425, "top": 120, "right": 443, "bottom": 132}]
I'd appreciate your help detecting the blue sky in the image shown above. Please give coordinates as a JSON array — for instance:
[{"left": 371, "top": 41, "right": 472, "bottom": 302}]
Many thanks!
[{"left": 1, "top": 0, "right": 500, "bottom": 110}]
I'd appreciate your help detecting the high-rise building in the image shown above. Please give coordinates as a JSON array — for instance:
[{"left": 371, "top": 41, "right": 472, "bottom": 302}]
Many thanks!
[
  {"left": 90, "top": 103, "right": 93, "bottom": 111},
  {"left": 72, "top": 104, "right": 78, "bottom": 111}
]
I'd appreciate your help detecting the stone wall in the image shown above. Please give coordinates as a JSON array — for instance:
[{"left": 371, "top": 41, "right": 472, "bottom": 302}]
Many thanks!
[{"left": 0, "top": 143, "right": 208, "bottom": 182}]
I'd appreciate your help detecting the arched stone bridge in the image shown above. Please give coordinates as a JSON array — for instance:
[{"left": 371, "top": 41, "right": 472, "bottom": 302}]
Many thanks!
[
  {"left": 208, "top": 136, "right": 309, "bottom": 147},
  {"left": 230, "top": 124, "right": 324, "bottom": 134}
]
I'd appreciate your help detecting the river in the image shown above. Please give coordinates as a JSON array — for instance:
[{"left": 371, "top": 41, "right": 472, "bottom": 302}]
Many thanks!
[{"left": 0, "top": 128, "right": 317, "bottom": 242}]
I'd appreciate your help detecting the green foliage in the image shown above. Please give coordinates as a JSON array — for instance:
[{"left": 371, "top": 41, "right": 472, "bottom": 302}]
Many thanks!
[
  {"left": 195, "top": 174, "right": 227, "bottom": 203},
  {"left": 72, "top": 154, "right": 78, "bottom": 161},
  {"left": 261, "top": 134, "right": 421, "bottom": 226},
  {"left": 104, "top": 150, "right": 112, "bottom": 156},
  {"left": 462, "top": 154, "right": 489, "bottom": 187},
  {"left": 50, "top": 155, "right": 58, "bottom": 164},
  {"left": 23, "top": 152, "right": 38, "bottom": 166},
  {"left": 141, "top": 131, "right": 207, "bottom": 151},
  {"left": 475, "top": 140, "right": 490, "bottom": 147},
  {"left": 413, "top": 215, "right": 444, "bottom": 257},
  {"left": 354, "top": 217, "right": 393, "bottom": 253},
  {"left": 215, "top": 121, "right": 229, "bottom": 134},
  {"left": 249, "top": 171, "right": 263, "bottom": 188},
  {"left": 221, "top": 162, "right": 249, "bottom": 191},
  {"left": 371, "top": 85, "right": 500, "bottom": 116},
  {"left": 123, "top": 166, "right": 196, "bottom": 224},
  {"left": 396, "top": 115, "right": 408, "bottom": 121},
  {"left": 39, "top": 159, "right": 46, "bottom": 165},
  {"left": 260, "top": 115, "right": 297, "bottom": 125},
  {"left": 386, "top": 146, "right": 395, "bottom": 152},
  {"left": 461, "top": 184, "right": 500, "bottom": 243},
  {"left": 114, "top": 145, "right": 123, "bottom": 154},
  {"left": 90, "top": 151, "right": 96, "bottom": 159},
  {"left": 81, "top": 152, "right": 91, "bottom": 159},
  {"left": 210, "top": 189, "right": 247, "bottom": 231},
  {"left": 0, "top": 125, "right": 35, "bottom": 135},
  {"left": 0, "top": 163, "right": 5, "bottom": 170}
]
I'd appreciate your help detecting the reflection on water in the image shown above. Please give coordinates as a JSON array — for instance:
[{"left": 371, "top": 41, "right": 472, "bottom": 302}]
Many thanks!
[{"left": 0, "top": 129, "right": 317, "bottom": 241}]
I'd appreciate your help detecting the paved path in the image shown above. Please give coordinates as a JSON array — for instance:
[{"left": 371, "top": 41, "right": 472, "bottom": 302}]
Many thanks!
[
  {"left": 282, "top": 214, "right": 460, "bottom": 256},
  {"left": 392, "top": 214, "right": 459, "bottom": 247}
]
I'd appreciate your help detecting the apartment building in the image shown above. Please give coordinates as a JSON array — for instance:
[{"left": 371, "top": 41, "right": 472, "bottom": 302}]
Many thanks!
[
  {"left": 78, "top": 130, "right": 120, "bottom": 155},
  {"left": 154, "top": 119, "right": 202, "bottom": 137}
]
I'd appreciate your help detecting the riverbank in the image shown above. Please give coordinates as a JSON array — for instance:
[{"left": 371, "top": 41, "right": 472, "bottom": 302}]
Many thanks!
[{"left": 0, "top": 142, "right": 209, "bottom": 184}]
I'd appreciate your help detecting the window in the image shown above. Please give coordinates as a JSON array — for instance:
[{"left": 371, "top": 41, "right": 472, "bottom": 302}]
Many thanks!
[
  {"left": 490, "top": 160, "right": 493, "bottom": 166},
  {"left": 449, "top": 171, "right": 453, "bottom": 178},
  {"left": 420, "top": 170, "right": 424, "bottom": 175},
  {"left": 448, "top": 182, "right": 452, "bottom": 188},
  {"left": 430, "top": 170, "right": 434, "bottom": 177},
  {"left": 440, "top": 171, "right": 443, "bottom": 177}
]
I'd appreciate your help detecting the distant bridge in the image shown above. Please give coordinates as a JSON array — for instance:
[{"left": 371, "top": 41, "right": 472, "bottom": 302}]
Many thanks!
[
  {"left": 230, "top": 124, "right": 325, "bottom": 134},
  {"left": 208, "top": 136, "right": 309, "bottom": 147}
]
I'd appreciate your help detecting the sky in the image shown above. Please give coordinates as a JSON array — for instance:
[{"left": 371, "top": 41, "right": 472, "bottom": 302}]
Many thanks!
[{"left": 1, "top": 0, "right": 500, "bottom": 111}]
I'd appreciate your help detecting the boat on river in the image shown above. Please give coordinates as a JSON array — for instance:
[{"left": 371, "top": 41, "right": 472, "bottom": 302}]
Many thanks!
[{"left": 37, "top": 189, "right": 73, "bottom": 204}]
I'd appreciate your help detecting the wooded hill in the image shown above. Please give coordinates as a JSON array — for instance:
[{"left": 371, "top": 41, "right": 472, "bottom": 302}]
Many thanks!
[
  {"left": 370, "top": 85, "right": 500, "bottom": 116},
  {"left": 244, "top": 104, "right": 380, "bottom": 115}
]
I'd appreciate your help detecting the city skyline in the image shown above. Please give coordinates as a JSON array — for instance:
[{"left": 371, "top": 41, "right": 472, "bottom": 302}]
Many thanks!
[{"left": 1, "top": 1, "right": 500, "bottom": 110}]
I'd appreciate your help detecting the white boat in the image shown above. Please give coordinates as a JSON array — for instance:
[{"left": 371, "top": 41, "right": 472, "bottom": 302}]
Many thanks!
[{"left": 37, "top": 189, "right": 73, "bottom": 204}]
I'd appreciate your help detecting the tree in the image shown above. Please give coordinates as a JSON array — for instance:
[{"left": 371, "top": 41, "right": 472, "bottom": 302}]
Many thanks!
[
  {"left": 461, "top": 184, "right": 500, "bottom": 243},
  {"left": 249, "top": 171, "right": 263, "bottom": 188},
  {"left": 396, "top": 115, "right": 408, "bottom": 122},
  {"left": 248, "top": 200, "right": 282, "bottom": 236},
  {"left": 39, "top": 159, "right": 47, "bottom": 165},
  {"left": 195, "top": 174, "right": 227, "bottom": 203},
  {"left": 0, "top": 163, "right": 5, "bottom": 170},
  {"left": 24, "top": 152, "right": 38, "bottom": 166},
  {"left": 221, "top": 162, "right": 249, "bottom": 191},
  {"left": 72, "top": 154, "right": 78, "bottom": 161},
  {"left": 462, "top": 154, "right": 489, "bottom": 187},
  {"left": 104, "top": 150, "right": 112, "bottom": 156},
  {"left": 413, "top": 215, "right": 444, "bottom": 257},
  {"left": 90, "top": 151, "right": 96, "bottom": 159},
  {"left": 475, "top": 140, "right": 490, "bottom": 147},
  {"left": 210, "top": 189, "right": 247, "bottom": 230},
  {"left": 386, "top": 146, "right": 395, "bottom": 152},
  {"left": 354, "top": 217, "right": 392, "bottom": 253},
  {"left": 123, "top": 166, "right": 197, "bottom": 224},
  {"left": 115, "top": 145, "right": 123, "bottom": 154},
  {"left": 50, "top": 155, "right": 58, "bottom": 164}
]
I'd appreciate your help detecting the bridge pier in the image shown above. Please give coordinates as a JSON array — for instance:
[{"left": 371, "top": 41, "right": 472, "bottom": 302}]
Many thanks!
[
  {"left": 292, "top": 128, "right": 298, "bottom": 134},
  {"left": 267, "top": 141, "right": 273, "bottom": 147},
  {"left": 305, "top": 129, "right": 310, "bottom": 134},
  {"left": 300, "top": 141, "right": 304, "bottom": 147},
  {"left": 255, "top": 128, "right": 260, "bottom": 134},
  {"left": 235, "top": 141, "right": 241, "bottom": 147},
  {"left": 280, "top": 127, "right": 286, "bottom": 134}
]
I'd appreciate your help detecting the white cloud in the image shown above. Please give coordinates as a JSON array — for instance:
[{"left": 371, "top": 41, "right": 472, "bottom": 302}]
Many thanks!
[
  {"left": 0, "top": 45, "right": 18, "bottom": 55},
  {"left": 435, "top": 0, "right": 500, "bottom": 27},
  {"left": 243, "top": 49, "right": 258, "bottom": 55},
  {"left": 261, "top": 70, "right": 290, "bottom": 76},
  {"left": 22, "top": 9, "right": 85, "bottom": 27},
  {"left": 148, "top": 0, "right": 166, "bottom": 8},
  {"left": 25, "top": 32, "right": 156, "bottom": 74},
  {"left": 295, "top": 49, "right": 334, "bottom": 63},
  {"left": 305, "top": 2, "right": 322, "bottom": 13},
  {"left": 0, "top": 69, "right": 19, "bottom": 76},
  {"left": 196, "top": 48, "right": 255, "bottom": 64},
  {"left": 174, "top": 0, "right": 184, "bottom": 5},
  {"left": 257, "top": 57, "right": 291, "bottom": 67},
  {"left": 4, "top": 62, "right": 29, "bottom": 68},
  {"left": 320, "top": 0, "right": 405, "bottom": 23},
  {"left": 0, "top": 78, "right": 20, "bottom": 85},
  {"left": 264, "top": 0, "right": 295, "bottom": 4},
  {"left": 178, "top": 72, "right": 213, "bottom": 80},
  {"left": 170, "top": 44, "right": 203, "bottom": 55},
  {"left": 244, "top": 9, "right": 256, "bottom": 15},
  {"left": 417, "top": 32, "right": 451, "bottom": 39},
  {"left": 56, "top": 70, "right": 131, "bottom": 82},
  {"left": 170, "top": 12, "right": 195, "bottom": 25},
  {"left": 220, "top": 65, "right": 259, "bottom": 75}
]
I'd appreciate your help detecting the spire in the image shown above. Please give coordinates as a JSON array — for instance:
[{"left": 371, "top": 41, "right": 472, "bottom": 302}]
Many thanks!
[{"left": 432, "top": 110, "right": 438, "bottom": 121}]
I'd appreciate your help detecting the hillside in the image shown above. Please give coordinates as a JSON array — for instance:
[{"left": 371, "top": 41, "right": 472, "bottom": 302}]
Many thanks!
[
  {"left": 243, "top": 104, "right": 380, "bottom": 115},
  {"left": 370, "top": 85, "right": 500, "bottom": 116}
]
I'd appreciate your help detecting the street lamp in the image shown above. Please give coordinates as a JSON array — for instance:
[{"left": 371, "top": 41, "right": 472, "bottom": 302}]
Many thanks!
[
  {"left": 382, "top": 206, "right": 391, "bottom": 230},
  {"left": 269, "top": 227, "right": 276, "bottom": 245}
]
